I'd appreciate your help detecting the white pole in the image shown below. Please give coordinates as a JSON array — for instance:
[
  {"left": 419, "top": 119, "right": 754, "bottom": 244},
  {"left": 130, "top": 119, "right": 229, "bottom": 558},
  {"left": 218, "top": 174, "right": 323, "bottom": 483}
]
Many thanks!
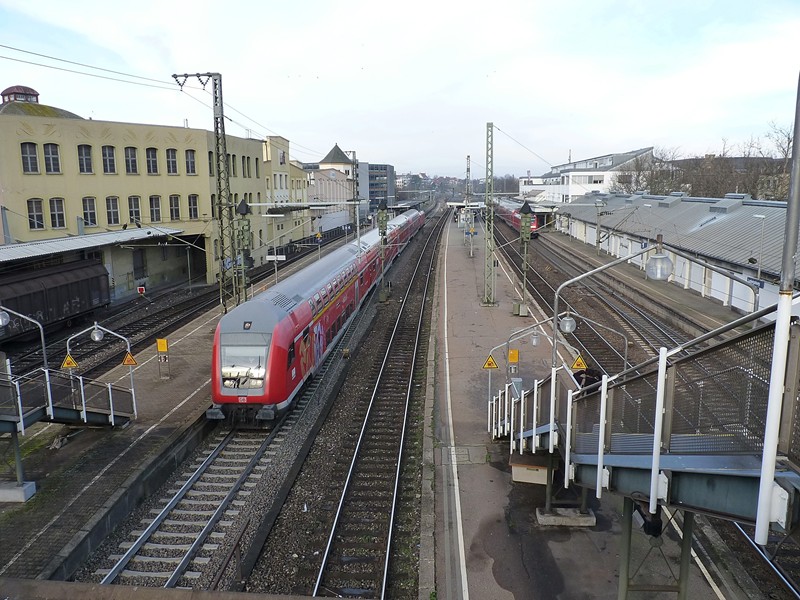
[
  {"left": 755, "top": 71, "right": 800, "bottom": 545},
  {"left": 650, "top": 347, "right": 668, "bottom": 514},
  {"left": 596, "top": 375, "right": 609, "bottom": 499},
  {"left": 564, "top": 389, "right": 573, "bottom": 489}
]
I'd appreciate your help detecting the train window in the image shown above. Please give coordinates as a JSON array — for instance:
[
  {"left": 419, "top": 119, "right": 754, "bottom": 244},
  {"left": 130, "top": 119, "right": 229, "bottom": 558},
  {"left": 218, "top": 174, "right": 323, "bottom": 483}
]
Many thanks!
[
  {"left": 313, "top": 293, "right": 320, "bottom": 308},
  {"left": 303, "top": 327, "right": 309, "bottom": 341},
  {"left": 327, "top": 283, "right": 333, "bottom": 296},
  {"left": 288, "top": 343, "right": 295, "bottom": 367},
  {"left": 308, "top": 300, "right": 315, "bottom": 313}
]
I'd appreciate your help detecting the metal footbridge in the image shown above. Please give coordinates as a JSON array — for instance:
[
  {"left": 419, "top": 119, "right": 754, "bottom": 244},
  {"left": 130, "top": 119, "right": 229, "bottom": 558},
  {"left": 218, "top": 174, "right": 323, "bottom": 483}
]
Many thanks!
[{"left": 489, "top": 306, "right": 800, "bottom": 597}]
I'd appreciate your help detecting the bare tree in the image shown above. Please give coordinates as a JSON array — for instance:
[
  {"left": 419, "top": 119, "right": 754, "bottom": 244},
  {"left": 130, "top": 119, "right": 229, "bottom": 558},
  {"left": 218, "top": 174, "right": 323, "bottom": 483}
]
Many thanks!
[{"left": 611, "top": 147, "right": 682, "bottom": 195}]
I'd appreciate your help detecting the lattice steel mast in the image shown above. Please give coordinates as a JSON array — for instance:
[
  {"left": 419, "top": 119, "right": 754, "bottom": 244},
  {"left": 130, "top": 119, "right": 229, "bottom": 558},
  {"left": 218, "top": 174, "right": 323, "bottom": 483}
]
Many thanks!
[
  {"left": 173, "top": 72, "right": 248, "bottom": 312},
  {"left": 483, "top": 122, "right": 495, "bottom": 305},
  {"left": 465, "top": 155, "right": 472, "bottom": 202}
]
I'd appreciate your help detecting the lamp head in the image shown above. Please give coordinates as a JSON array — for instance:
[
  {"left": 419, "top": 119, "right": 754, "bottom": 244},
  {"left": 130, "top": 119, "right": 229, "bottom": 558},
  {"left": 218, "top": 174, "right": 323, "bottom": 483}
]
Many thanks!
[
  {"left": 645, "top": 253, "right": 673, "bottom": 281},
  {"left": 0, "top": 311, "right": 9, "bottom": 327},
  {"left": 90, "top": 327, "right": 104, "bottom": 342},
  {"left": 559, "top": 315, "right": 577, "bottom": 334}
]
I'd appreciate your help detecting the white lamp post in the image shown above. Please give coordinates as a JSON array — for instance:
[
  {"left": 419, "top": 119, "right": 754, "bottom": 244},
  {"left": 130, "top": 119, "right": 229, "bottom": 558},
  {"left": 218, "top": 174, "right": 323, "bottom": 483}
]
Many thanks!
[
  {"left": 546, "top": 235, "right": 672, "bottom": 511},
  {"left": 67, "top": 322, "right": 137, "bottom": 418}
]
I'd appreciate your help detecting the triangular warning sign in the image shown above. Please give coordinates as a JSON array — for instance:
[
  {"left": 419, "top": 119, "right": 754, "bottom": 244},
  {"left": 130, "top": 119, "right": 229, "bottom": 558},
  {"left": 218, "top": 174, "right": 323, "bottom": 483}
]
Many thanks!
[
  {"left": 571, "top": 355, "right": 588, "bottom": 370},
  {"left": 122, "top": 352, "right": 138, "bottom": 366},
  {"left": 61, "top": 354, "right": 78, "bottom": 369},
  {"left": 483, "top": 354, "right": 499, "bottom": 369}
]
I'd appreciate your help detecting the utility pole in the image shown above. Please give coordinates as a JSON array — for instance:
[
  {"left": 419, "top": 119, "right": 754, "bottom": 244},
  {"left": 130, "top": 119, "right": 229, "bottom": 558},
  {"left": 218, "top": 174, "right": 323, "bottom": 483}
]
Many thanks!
[
  {"left": 173, "top": 72, "right": 249, "bottom": 312},
  {"left": 483, "top": 122, "right": 495, "bottom": 305}
]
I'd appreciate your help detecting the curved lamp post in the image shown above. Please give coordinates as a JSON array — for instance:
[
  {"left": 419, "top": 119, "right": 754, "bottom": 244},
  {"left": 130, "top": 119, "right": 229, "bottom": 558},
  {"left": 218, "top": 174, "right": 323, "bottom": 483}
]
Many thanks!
[
  {"left": 67, "top": 322, "right": 137, "bottom": 418},
  {"left": 0, "top": 305, "right": 48, "bottom": 370},
  {"left": 546, "top": 235, "right": 672, "bottom": 510}
]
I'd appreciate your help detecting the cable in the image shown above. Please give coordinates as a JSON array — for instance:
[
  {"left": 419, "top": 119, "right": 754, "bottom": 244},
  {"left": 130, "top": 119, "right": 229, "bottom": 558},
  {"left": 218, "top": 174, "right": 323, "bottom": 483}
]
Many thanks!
[
  {"left": 0, "top": 43, "right": 176, "bottom": 85},
  {"left": 0, "top": 55, "right": 177, "bottom": 91}
]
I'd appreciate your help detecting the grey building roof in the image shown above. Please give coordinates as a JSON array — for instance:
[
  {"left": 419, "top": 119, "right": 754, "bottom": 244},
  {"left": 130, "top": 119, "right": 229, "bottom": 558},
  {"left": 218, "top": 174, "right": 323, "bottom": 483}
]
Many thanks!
[
  {"left": 559, "top": 192, "right": 787, "bottom": 279},
  {"left": 537, "top": 147, "right": 653, "bottom": 178},
  {"left": 320, "top": 144, "right": 352, "bottom": 165},
  {"left": 0, "top": 227, "right": 182, "bottom": 263}
]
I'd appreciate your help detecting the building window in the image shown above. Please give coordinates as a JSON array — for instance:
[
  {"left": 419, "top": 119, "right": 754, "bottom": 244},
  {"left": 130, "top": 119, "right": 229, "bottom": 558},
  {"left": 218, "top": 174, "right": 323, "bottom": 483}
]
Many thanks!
[
  {"left": 255, "top": 158, "right": 260, "bottom": 179},
  {"left": 241, "top": 156, "right": 247, "bottom": 178},
  {"left": 27, "top": 199, "right": 44, "bottom": 229},
  {"left": 146, "top": 147, "right": 158, "bottom": 174},
  {"left": 166, "top": 148, "right": 178, "bottom": 174},
  {"left": 125, "top": 147, "right": 138, "bottom": 174},
  {"left": 82, "top": 197, "right": 97, "bottom": 226},
  {"left": 77, "top": 144, "right": 93, "bottom": 173},
  {"left": 49, "top": 197, "right": 66, "bottom": 228},
  {"left": 43, "top": 143, "right": 60, "bottom": 174},
  {"left": 102, "top": 145, "right": 116, "bottom": 174},
  {"left": 106, "top": 196, "right": 120, "bottom": 225},
  {"left": 169, "top": 194, "right": 180, "bottom": 220},
  {"left": 21, "top": 142, "right": 38, "bottom": 173},
  {"left": 149, "top": 195, "right": 161, "bottom": 222},
  {"left": 185, "top": 149, "right": 196, "bottom": 174},
  {"left": 188, "top": 194, "right": 199, "bottom": 220},
  {"left": 208, "top": 151, "right": 214, "bottom": 176},
  {"left": 129, "top": 195, "right": 141, "bottom": 224}
]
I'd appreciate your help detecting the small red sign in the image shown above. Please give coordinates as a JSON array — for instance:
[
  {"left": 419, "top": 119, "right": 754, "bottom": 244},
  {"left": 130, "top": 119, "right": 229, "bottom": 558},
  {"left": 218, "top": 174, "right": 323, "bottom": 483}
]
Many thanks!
[{"left": 137, "top": 286, "right": 146, "bottom": 294}]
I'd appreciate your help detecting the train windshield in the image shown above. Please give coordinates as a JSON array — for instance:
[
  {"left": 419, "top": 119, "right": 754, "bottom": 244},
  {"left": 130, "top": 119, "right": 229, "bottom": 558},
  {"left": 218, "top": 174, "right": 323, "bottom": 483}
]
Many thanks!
[{"left": 220, "top": 345, "right": 267, "bottom": 389}]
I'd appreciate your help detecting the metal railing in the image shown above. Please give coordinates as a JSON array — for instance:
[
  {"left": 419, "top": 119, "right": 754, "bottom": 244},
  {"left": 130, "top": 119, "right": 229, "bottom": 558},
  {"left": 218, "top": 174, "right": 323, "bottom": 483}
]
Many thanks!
[{"left": 0, "top": 368, "right": 135, "bottom": 432}]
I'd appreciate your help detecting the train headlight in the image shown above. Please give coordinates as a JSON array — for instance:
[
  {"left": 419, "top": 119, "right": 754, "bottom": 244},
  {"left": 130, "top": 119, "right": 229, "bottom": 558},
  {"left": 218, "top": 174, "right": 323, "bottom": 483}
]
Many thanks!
[{"left": 248, "top": 378, "right": 264, "bottom": 388}]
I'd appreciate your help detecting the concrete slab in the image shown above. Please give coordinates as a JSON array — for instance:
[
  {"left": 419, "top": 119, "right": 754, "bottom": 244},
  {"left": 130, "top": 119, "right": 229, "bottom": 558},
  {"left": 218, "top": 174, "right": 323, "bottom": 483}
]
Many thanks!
[
  {"left": 536, "top": 507, "right": 597, "bottom": 527},
  {"left": 0, "top": 480, "right": 36, "bottom": 502}
]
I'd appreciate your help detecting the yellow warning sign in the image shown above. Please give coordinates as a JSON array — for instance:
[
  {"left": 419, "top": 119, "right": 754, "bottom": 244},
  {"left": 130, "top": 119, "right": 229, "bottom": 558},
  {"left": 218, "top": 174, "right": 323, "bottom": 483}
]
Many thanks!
[
  {"left": 122, "top": 352, "right": 138, "bottom": 367},
  {"left": 61, "top": 354, "right": 78, "bottom": 369},
  {"left": 156, "top": 338, "right": 168, "bottom": 353},
  {"left": 571, "top": 355, "right": 588, "bottom": 370},
  {"left": 508, "top": 348, "right": 519, "bottom": 364},
  {"left": 483, "top": 354, "right": 499, "bottom": 369}
]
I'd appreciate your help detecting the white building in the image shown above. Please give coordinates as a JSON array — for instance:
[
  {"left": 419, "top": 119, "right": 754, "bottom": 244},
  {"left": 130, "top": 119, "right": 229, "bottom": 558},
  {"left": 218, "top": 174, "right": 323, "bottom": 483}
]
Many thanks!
[{"left": 520, "top": 147, "right": 653, "bottom": 203}]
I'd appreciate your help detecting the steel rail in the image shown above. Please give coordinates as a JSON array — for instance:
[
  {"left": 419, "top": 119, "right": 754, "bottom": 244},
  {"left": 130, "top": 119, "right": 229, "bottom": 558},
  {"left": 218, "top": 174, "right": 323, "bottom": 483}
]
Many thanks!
[
  {"left": 100, "top": 427, "right": 238, "bottom": 584},
  {"left": 312, "top": 211, "right": 444, "bottom": 598}
]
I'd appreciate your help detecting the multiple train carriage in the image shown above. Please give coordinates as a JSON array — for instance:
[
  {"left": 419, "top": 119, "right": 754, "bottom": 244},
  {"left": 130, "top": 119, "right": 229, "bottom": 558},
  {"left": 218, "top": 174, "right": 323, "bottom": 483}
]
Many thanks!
[
  {"left": 493, "top": 197, "right": 541, "bottom": 236},
  {"left": 209, "top": 209, "right": 425, "bottom": 420}
]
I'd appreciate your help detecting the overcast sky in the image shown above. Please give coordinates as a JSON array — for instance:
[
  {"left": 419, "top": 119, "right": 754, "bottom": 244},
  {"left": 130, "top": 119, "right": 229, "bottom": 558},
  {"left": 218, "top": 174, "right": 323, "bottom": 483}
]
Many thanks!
[{"left": 1, "top": 0, "right": 799, "bottom": 178}]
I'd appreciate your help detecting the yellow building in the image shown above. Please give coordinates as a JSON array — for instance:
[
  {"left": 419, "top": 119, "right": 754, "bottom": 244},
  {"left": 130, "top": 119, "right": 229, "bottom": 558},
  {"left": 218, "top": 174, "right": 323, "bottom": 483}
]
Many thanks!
[{"left": 0, "top": 85, "right": 274, "bottom": 299}]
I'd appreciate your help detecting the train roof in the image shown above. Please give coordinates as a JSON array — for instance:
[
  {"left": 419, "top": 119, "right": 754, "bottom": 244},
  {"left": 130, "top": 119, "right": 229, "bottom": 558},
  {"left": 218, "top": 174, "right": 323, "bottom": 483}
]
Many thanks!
[{"left": 219, "top": 210, "right": 422, "bottom": 332}]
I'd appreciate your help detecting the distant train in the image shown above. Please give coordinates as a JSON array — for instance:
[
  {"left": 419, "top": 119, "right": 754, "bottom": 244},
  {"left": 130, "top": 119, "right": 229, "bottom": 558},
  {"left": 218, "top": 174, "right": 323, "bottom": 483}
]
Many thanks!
[
  {"left": 0, "top": 261, "right": 110, "bottom": 343},
  {"left": 209, "top": 209, "right": 426, "bottom": 421},
  {"left": 493, "top": 198, "right": 540, "bottom": 237}
]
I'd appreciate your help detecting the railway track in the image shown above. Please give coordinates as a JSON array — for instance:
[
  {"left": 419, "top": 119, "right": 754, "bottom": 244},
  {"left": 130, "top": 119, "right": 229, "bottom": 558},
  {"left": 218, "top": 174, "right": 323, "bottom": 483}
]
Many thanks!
[
  {"left": 311, "top": 213, "right": 441, "bottom": 598},
  {"left": 312, "top": 245, "right": 433, "bottom": 596},
  {"left": 95, "top": 427, "right": 278, "bottom": 588}
]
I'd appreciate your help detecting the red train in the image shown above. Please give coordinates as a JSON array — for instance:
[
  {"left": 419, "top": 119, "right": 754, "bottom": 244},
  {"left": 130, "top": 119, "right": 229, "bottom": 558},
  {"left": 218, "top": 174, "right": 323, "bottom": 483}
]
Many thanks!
[
  {"left": 493, "top": 198, "right": 540, "bottom": 237},
  {"left": 208, "top": 209, "right": 425, "bottom": 421}
]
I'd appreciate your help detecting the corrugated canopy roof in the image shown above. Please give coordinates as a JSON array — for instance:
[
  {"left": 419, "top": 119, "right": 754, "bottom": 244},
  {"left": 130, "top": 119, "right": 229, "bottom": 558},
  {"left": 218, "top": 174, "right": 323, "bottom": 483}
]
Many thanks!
[
  {"left": 0, "top": 227, "right": 183, "bottom": 263},
  {"left": 560, "top": 192, "right": 788, "bottom": 277}
]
